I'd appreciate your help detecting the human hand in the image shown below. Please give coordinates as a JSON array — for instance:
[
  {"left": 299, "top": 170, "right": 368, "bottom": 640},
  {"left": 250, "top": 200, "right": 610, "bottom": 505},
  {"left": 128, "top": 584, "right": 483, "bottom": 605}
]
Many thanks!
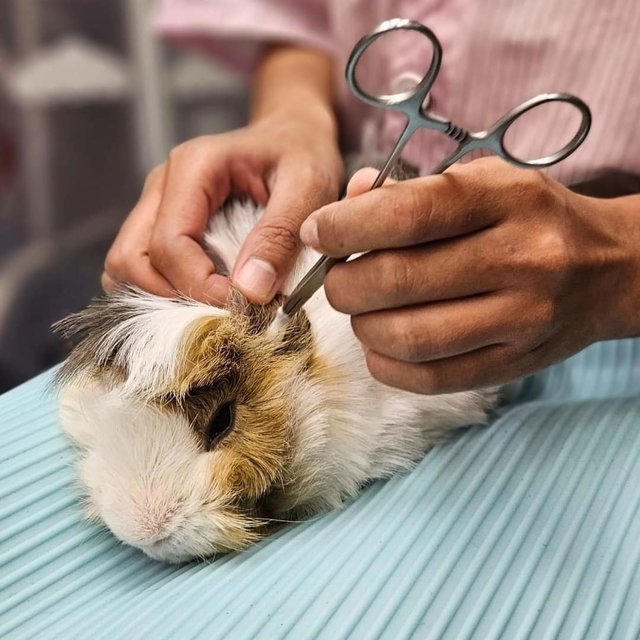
[
  {"left": 103, "top": 109, "right": 343, "bottom": 305},
  {"left": 300, "top": 158, "right": 640, "bottom": 394}
]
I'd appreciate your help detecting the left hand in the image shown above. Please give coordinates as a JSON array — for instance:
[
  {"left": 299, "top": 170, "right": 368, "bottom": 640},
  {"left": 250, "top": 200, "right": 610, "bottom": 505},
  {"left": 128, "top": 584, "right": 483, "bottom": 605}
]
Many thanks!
[{"left": 299, "top": 157, "right": 640, "bottom": 394}]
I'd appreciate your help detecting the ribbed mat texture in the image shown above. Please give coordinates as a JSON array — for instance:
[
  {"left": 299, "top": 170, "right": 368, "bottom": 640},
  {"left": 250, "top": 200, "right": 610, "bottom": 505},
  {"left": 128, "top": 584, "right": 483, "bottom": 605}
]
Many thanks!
[{"left": 2, "top": 338, "right": 640, "bottom": 639}]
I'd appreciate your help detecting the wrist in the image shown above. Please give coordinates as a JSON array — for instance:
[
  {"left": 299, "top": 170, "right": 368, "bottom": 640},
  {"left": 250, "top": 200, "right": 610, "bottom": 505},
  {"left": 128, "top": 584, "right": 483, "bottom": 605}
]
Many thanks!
[
  {"left": 250, "top": 44, "right": 337, "bottom": 132},
  {"left": 581, "top": 193, "right": 640, "bottom": 341},
  {"left": 251, "top": 96, "right": 338, "bottom": 141}
]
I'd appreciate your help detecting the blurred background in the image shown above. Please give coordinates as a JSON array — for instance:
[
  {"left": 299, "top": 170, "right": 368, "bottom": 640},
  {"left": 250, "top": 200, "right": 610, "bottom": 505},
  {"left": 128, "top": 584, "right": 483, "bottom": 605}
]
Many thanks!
[{"left": 0, "top": 0, "right": 249, "bottom": 391}]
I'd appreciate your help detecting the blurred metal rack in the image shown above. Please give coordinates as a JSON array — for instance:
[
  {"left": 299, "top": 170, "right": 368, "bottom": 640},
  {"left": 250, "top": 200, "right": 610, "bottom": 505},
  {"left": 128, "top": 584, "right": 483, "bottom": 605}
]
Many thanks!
[{"left": 0, "top": 0, "right": 248, "bottom": 390}]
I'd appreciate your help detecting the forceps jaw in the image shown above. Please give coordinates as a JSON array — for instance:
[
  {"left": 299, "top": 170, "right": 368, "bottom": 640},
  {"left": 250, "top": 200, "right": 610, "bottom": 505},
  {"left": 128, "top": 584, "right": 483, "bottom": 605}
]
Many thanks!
[{"left": 281, "top": 255, "right": 344, "bottom": 316}]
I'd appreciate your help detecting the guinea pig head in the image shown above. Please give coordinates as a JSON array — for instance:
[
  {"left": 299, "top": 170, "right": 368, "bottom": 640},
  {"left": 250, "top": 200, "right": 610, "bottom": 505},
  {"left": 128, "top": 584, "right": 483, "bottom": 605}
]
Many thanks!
[{"left": 55, "top": 289, "right": 326, "bottom": 563}]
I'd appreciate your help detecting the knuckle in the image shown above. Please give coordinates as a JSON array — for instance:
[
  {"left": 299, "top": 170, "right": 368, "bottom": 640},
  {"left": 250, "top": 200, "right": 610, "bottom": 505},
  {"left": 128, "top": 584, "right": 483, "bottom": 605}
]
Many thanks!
[
  {"left": 389, "top": 315, "right": 430, "bottom": 362},
  {"left": 101, "top": 272, "right": 114, "bottom": 292},
  {"left": 397, "top": 186, "right": 431, "bottom": 242},
  {"left": 144, "top": 163, "right": 166, "bottom": 189},
  {"left": 500, "top": 225, "right": 572, "bottom": 285},
  {"left": 515, "top": 169, "right": 558, "bottom": 211},
  {"left": 537, "top": 298, "right": 558, "bottom": 330},
  {"left": 419, "top": 366, "right": 445, "bottom": 393},
  {"left": 168, "top": 142, "right": 189, "bottom": 165},
  {"left": 535, "top": 226, "right": 573, "bottom": 276},
  {"left": 314, "top": 209, "right": 340, "bottom": 252},
  {"left": 350, "top": 314, "right": 367, "bottom": 342},
  {"left": 257, "top": 218, "right": 300, "bottom": 256},
  {"left": 377, "top": 252, "right": 415, "bottom": 299},
  {"left": 148, "top": 235, "right": 170, "bottom": 269},
  {"left": 363, "top": 349, "right": 394, "bottom": 388},
  {"left": 281, "top": 159, "right": 342, "bottom": 215},
  {"left": 324, "top": 269, "right": 351, "bottom": 312},
  {"left": 168, "top": 136, "right": 212, "bottom": 165},
  {"left": 422, "top": 359, "right": 480, "bottom": 394},
  {"left": 104, "top": 248, "right": 125, "bottom": 276},
  {"left": 363, "top": 349, "right": 383, "bottom": 380},
  {"left": 297, "top": 160, "right": 334, "bottom": 192},
  {"left": 447, "top": 157, "right": 492, "bottom": 190},
  {"left": 526, "top": 298, "right": 558, "bottom": 340},
  {"left": 368, "top": 365, "right": 391, "bottom": 388}
]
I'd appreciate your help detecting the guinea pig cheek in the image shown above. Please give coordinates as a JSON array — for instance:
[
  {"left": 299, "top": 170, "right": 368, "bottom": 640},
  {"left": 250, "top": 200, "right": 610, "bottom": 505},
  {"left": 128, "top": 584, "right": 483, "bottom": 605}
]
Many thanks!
[{"left": 72, "top": 402, "right": 203, "bottom": 547}]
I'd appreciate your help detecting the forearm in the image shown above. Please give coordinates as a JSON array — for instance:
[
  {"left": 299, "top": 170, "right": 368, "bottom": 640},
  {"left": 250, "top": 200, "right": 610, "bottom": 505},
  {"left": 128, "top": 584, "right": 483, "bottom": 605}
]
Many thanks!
[{"left": 250, "top": 44, "right": 338, "bottom": 136}]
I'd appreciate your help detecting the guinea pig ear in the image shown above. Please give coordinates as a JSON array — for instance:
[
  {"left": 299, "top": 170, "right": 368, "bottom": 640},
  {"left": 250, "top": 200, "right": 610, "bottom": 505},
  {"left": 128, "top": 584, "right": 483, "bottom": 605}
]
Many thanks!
[
  {"left": 223, "top": 288, "right": 311, "bottom": 352},
  {"left": 225, "top": 289, "right": 295, "bottom": 337},
  {"left": 52, "top": 294, "right": 130, "bottom": 388}
]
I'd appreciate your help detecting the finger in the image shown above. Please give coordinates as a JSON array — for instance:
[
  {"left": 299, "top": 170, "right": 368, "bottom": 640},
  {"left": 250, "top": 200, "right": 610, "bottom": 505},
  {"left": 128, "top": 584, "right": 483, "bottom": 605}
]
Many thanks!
[
  {"left": 101, "top": 269, "right": 173, "bottom": 298},
  {"left": 105, "top": 165, "right": 177, "bottom": 297},
  {"left": 324, "top": 229, "right": 499, "bottom": 315},
  {"left": 300, "top": 169, "right": 501, "bottom": 257},
  {"left": 150, "top": 141, "right": 232, "bottom": 301},
  {"left": 233, "top": 159, "right": 339, "bottom": 303},
  {"left": 345, "top": 167, "right": 396, "bottom": 198},
  {"left": 364, "top": 343, "right": 527, "bottom": 394},
  {"left": 351, "top": 293, "right": 512, "bottom": 364},
  {"left": 101, "top": 271, "right": 119, "bottom": 293},
  {"left": 103, "top": 258, "right": 176, "bottom": 298}
]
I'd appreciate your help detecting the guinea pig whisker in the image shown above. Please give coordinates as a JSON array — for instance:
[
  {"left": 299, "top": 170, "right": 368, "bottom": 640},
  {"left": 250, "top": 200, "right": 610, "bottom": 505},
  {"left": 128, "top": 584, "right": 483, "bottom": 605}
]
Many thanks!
[{"left": 252, "top": 516, "right": 301, "bottom": 525}]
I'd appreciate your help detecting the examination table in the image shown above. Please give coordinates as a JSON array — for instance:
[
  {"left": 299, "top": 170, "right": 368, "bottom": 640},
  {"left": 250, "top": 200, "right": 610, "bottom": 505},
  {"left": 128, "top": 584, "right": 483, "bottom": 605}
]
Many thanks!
[{"left": 2, "top": 339, "right": 640, "bottom": 639}]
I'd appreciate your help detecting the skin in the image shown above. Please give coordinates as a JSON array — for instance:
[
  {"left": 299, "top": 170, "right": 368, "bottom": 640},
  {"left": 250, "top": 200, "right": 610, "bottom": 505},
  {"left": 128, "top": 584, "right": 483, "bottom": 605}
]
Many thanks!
[
  {"left": 105, "top": 44, "right": 640, "bottom": 394},
  {"left": 103, "top": 45, "right": 342, "bottom": 305},
  {"left": 300, "top": 161, "right": 640, "bottom": 394}
]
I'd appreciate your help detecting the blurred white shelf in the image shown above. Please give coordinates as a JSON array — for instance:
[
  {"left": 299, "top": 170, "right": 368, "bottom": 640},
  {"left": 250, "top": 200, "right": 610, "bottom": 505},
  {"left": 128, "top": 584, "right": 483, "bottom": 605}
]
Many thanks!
[
  {"left": 2, "top": 0, "right": 249, "bottom": 244},
  {"left": 6, "top": 36, "right": 131, "bottom": 106},
  {"left": 169, "top": 54, "right": 245, "bottom": 99}
]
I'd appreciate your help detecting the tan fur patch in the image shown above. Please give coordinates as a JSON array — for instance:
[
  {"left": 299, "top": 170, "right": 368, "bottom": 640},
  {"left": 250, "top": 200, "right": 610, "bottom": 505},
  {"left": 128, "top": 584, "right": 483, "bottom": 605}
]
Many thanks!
[{"left": 167, "top": 294, "right": 316, "bottom": 523}]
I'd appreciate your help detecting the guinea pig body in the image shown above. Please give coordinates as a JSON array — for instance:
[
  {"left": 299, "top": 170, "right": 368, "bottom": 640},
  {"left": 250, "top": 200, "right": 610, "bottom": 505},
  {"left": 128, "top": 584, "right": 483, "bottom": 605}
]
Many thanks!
[{"left": 56, "top": 200, "right": 494, "bottom": 563}]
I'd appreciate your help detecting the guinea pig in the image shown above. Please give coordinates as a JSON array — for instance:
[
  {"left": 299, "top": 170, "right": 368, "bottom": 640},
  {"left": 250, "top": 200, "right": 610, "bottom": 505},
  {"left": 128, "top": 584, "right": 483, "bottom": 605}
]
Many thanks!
[{"left": 55, "top": 199, "right": 495, "bottom": 564}]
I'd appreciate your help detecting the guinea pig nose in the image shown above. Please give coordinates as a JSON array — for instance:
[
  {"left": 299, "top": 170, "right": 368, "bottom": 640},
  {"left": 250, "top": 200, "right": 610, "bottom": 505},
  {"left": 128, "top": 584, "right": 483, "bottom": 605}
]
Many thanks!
[{"left": 135, "top": 506, "right": 180, "bottom": 544}]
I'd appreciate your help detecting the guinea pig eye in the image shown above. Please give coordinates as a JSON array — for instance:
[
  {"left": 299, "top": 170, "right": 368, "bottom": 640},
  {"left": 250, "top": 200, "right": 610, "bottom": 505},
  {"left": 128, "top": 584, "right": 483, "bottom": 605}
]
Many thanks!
[{"left": 206, "top": 402, "right": 235, "bottom": 448}]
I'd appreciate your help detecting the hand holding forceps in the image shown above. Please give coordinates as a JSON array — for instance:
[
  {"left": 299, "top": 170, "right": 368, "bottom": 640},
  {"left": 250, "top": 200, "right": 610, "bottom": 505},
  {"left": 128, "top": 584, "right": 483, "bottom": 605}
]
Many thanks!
[{"left": 276, "top": 18, "right": 592, "bottom": 323}]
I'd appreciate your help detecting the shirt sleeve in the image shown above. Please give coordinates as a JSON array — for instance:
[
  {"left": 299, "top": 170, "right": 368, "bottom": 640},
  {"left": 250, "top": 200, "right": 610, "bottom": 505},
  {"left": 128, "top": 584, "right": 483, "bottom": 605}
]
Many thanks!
[{"left": 154, "top": 0, "right": 335, "bottom": 73}]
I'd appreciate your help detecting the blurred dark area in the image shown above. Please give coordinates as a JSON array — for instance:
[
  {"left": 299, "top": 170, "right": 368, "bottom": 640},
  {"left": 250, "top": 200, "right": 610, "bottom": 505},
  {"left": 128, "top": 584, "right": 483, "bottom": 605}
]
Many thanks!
[{"left": 0, "top": 0, "right": 249, "bottom": 392}]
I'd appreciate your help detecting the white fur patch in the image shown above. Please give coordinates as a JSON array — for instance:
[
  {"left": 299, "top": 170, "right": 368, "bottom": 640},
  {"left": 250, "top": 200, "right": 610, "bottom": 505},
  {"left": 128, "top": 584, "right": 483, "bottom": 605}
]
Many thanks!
[
  {"left": 62, "top": 383, "right": 240, "bottom": 563},
  {"left": 92, "top": 290, "right": 228, "bottom": 397}
]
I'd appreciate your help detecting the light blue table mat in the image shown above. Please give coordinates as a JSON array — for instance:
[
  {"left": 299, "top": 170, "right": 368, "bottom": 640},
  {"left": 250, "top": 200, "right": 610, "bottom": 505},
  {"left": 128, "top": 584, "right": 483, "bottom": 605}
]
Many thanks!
[{"left": 2, "top": 339, "right": 640, "bottom": 639}]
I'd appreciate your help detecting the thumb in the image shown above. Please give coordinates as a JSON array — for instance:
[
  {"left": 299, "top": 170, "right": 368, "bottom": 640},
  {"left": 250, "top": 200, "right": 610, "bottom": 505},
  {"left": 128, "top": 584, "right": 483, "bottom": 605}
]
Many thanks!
[
  {"left": 233, "top": 165, "right": 338, "bottom": 304},
  {"left": 346, "top": 167, "right": 397, "bottom": 198}
]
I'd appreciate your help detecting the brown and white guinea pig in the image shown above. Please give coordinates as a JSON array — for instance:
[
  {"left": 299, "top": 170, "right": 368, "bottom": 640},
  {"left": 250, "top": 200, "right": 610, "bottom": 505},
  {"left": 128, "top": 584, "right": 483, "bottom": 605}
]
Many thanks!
[{"left": 54, "top": 198, "right": 496, "bottom": 564}]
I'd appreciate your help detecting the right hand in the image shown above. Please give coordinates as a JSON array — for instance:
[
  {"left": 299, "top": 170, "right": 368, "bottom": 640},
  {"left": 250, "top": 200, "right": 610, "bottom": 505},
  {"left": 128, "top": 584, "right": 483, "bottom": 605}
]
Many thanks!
[{"left": 102, "top": 109, "right": 343, "bottom": 305}]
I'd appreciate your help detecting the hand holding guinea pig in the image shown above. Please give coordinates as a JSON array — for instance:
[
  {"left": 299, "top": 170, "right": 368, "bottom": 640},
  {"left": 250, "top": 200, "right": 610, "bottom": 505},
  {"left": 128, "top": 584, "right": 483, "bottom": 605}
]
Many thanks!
[
  {"left": 102, "top": 46, "right": 343, "bottom": 307},
  {"left": 301, "top": 158, "right": 640, "bottom": 395}
]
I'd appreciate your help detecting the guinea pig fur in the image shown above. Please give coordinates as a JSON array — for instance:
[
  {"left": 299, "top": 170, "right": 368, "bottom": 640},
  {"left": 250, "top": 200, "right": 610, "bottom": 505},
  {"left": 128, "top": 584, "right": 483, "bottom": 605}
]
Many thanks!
[{"left": 54, "top": 200, "right": 495, "bottom": 564}]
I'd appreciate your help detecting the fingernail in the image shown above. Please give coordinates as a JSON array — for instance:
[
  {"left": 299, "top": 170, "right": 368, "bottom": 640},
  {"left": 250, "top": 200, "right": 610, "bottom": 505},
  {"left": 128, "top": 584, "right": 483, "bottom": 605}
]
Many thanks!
[
  {"left": 300, "top": 217, "right": 319, "bottom": 248},
  {"left": 234, "top": 257, "right": 277, "bottom": 299}
]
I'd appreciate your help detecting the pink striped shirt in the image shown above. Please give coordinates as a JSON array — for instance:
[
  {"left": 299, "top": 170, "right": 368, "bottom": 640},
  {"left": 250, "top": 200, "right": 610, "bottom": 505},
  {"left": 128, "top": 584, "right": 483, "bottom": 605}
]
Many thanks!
[{"left": 156, "top": 0, "right": 640, "bottom": 186}]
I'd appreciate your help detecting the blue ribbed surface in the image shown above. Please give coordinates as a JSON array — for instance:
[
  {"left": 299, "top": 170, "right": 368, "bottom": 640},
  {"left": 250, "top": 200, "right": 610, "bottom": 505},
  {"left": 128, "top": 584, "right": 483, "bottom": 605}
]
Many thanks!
[{"left": 2, "top": 339, "right": 640, "bottom": 640}]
